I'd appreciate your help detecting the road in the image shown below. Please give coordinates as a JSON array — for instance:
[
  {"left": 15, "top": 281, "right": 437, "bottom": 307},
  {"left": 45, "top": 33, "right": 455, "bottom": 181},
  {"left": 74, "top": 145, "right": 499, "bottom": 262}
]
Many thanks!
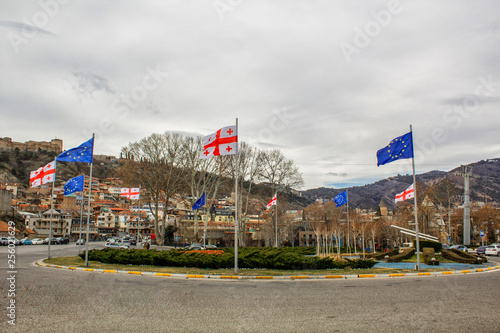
[{"left": 1, "top": 243, "right": 500, "bottom": 333}]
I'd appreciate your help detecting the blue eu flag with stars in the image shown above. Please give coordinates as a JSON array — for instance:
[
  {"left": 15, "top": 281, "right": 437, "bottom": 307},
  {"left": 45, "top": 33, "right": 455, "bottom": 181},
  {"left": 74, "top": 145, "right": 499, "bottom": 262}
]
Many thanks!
[
  {"left": 376, "top": 132, "right": 413, "bottom": 166},
  {"left": 64, "top": 175, "right": 85, "bottom": 196},
  {"left": 56, "top": 137, "right": 94, "bottom": 163},
  {"left": 334, "top": 191, "right": 347, "bottom": 207},
  {"left": 192, "top": 193, "right": 206, "bottom": 210}
]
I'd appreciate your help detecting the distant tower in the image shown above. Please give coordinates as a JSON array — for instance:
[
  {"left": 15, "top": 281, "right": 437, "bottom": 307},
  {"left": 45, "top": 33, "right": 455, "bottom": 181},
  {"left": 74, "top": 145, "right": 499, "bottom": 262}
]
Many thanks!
[
  {"left": 379, "top": 199, "right": 388, "bottom": 216},
  {"left": 456, "top": 166, "right": 474, "bottom": 245}
]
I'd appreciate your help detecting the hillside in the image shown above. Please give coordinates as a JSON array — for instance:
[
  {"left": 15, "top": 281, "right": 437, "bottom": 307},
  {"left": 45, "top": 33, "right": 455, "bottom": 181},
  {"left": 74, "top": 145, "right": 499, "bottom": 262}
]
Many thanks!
[
  {"left": 0, "top": 149, "right": 121, "bottom": 185},
  {"left": 302, "top": 158, "right": 500, "bottom": 210}
]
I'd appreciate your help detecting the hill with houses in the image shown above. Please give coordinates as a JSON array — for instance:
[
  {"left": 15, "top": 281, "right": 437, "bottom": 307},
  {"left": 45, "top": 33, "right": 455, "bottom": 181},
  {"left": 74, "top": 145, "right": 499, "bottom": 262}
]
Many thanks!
[{"left": 302, "top": 158, "right": 500, "bottom": 210}]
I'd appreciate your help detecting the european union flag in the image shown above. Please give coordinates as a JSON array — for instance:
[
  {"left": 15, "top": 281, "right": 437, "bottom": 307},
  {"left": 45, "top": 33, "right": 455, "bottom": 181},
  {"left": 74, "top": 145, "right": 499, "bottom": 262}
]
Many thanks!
[
  {"left": 192, "top": 193, "right": 206, "bottom": 210},
  {"left": 376, "top": 132, "right": 413, "bottom": 166},
  {"left": 334, "top": 191, "right": 347, "bottom": 207},
  {"left": 64, "top": 175, "right": 84, "bottom": 196},
  {"left": 56, "top": 137, "right": 94, "bottom": 163}
]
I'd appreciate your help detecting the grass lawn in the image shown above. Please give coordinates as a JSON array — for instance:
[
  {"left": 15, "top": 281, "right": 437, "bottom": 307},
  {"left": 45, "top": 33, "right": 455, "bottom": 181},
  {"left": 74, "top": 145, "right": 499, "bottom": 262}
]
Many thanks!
[{"left": 43, "top": 256, "right": 459, "bottom": 276}]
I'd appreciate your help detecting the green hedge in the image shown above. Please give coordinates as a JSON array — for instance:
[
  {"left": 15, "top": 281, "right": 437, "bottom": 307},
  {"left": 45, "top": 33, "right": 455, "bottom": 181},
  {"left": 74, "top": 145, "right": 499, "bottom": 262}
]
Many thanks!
[
  {"left": 412, "top": 240, "right": 442, "bottom": 253},
  {"left": 386, "top": 248, "right": 415, "bottom": 263},
  {"left": 79, "top": 247, "right": 376, "bottom": 270}
]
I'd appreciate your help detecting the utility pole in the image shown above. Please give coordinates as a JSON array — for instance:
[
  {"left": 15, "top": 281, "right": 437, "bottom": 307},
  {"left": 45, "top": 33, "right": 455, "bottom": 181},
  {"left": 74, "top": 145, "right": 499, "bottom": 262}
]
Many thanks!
[{"left": 455, "top": 166, "right": 473, "bottom": 245}]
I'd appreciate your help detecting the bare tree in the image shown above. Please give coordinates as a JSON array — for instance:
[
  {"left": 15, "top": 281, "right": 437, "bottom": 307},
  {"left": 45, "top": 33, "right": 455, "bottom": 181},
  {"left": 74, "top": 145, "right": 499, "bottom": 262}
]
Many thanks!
[
  {"left": 304, "top": 202, "right": 325, "bottom": 256},
  {"left": 257, "top": 149, "right": 303, "bottom": 246},
  {"left": 324, "top": 202, "right": 344, "bottom": 258},
  {"left": 120, "top": 132, "right": 184, "bottom": 245},
  {"left": 180, "top": 136, "right": 232, "bottom": 242},
  {"left": 235, "top": 142, "right": 261, "bottom": 246}
]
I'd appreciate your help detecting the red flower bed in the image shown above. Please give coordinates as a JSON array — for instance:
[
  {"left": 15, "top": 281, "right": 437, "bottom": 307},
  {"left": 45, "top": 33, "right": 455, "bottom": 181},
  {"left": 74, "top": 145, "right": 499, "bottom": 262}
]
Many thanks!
[{"left": 184, "top": 249, "right": 225, "bottom": 255}]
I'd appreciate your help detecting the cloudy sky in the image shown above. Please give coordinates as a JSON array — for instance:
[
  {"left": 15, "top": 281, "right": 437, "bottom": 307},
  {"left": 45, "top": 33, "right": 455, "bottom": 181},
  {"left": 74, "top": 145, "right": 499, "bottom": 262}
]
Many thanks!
[{"left": 1, "top": 1, "right": 499, "bottom": 190}]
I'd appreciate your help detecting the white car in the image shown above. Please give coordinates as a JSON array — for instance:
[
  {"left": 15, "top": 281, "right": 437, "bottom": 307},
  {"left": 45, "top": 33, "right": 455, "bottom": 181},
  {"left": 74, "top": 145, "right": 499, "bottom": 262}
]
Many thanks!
[
  {"left": 32, "top": 238, "right": 44, "bottom": 245},
  {"left": 485, "top": 244, "right": 500, "bottom": 256},
  {"left": 76, "top": 238, "right": 86, "bottom": 245},
  {"left": 104, "top": 242, "right": 129, "bottom": 249}
]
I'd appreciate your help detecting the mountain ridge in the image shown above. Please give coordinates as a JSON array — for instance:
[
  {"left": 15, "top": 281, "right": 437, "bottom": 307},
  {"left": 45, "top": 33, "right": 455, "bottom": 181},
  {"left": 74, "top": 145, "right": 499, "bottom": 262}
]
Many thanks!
[{"left": 301, "top": 158, "right": 500, "bottom": 210}]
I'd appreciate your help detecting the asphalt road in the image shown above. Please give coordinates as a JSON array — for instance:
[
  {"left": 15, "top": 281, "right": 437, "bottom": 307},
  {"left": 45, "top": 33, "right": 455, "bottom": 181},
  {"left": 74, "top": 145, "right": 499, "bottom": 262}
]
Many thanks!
[{"left": 1, "top": 243, "right": 500, "bottom": 333}]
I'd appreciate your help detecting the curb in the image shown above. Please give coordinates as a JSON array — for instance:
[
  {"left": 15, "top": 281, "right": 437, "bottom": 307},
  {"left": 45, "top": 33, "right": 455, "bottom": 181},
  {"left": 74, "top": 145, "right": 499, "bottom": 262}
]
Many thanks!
[{"left": 35, "top": 260, "right": 500, "bottom": 281}]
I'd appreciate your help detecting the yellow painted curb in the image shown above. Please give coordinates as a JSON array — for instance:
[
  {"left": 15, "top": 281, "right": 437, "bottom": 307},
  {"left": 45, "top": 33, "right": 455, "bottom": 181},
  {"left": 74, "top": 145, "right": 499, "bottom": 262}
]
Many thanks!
[
  {"left": 476, "top": 269, "right": 484, "bottom": 272},
  {"left": 442, "top": 272, "right": 453, "bottom": 275},
  {"left": 68, "top": 267, "right": 76, "bottom": 270},
  {"left": 221, "top": 276, "right": 239, "bottom": 279},
  {"left": 255, "top": 276, "right": 273, "bottom": 279},
  {"left": 358, "top": 274, "right": 375, "bottom": 278},
  {"left": 496, "top": 266, "right": 499, "bottom": 269},
  {"left": 487, "top": 267, "right": 493, "bottom": 271},
  {"left": 156, "top": 273, "right": 172, "bottom": 277},
  {"left": 84, "top": 268, "right": 94, "bottom": 271},
  {"left": 325, "top": 275, "right": 344, "bottom": 279},
  {"left": 45, "top": 264, "right": 51, "bottom": 267},
  {"left": 54, "top": 265, "right": 63, "bottom": 268},
  {"left": 128, "top": 271, "right": 142, "bottom": 275},
  {"left": 103, "top": 270, "right": 117, "bottom": 273},
  {"left": 461, "top": 270, "right": 471, "bottom": 273},
  {"left": 418, "top": 272, "right": 431, "bottom": 276},
  {"left": 290, "top": 276, "right": 309, "bottom": 279},
  {"left": 389, "top": 274, "right": 405, "bottom": 277},
  {"left": 187, "top": 275, "right": 204, "bottom": 278}
]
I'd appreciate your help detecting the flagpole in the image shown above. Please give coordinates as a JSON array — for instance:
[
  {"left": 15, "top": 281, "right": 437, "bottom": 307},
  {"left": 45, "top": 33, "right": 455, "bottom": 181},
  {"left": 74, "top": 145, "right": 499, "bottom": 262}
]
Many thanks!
[
  {"left": 346, "top": 189, "right": 350, "bottom": 256},
  {"left": 78, "top": 188, "right": 84, "bottom": 253},
  {"left": 274, "top": 193, "right": 278, "bottom": 247},
  {"left": 47, "top": 161, "right": 56, "bottom": 259},
  {"left": 410, "top": 125, "right": 421, "bottom": 271},
  {"left": 234, "top": 118, "right": 239, "bottom": 274},
  {"left": 84, "top": 133, "right": 95, "bottom": 267},
  {"left": 203, "top": 193, "right": 207, "bottom": 247}
]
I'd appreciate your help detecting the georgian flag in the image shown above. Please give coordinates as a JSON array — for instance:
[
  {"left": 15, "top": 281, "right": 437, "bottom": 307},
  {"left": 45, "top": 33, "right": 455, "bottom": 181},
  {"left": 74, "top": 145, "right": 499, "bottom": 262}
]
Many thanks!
[
  {"left": 30, "top": 161, "right": 56, "bottom": 188},
  {"left": 121, "top": 188, "right": 140, "bottom": 200},
  {"left": 266, "top": 194, "right": 277, "bottom": 209},
  {"left": 200, "top": 125, "right": 238, "bottom": 159},
  {"left": 395, "top": 184, "right": 414, "bottom": 202}
]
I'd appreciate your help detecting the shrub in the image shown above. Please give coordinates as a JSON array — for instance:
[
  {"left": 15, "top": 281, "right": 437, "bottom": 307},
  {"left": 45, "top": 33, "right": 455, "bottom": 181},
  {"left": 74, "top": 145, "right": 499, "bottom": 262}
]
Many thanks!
[
  {"left": 80, "top": 247, "right": 376, "bottom": 270},
  {"left": 413, "top": 240, "right": 442, "bottom": 253}
]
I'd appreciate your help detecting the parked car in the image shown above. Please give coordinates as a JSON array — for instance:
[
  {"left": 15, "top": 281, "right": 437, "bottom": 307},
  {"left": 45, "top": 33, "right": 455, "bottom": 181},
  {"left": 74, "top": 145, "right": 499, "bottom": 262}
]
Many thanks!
[
  {"left": 188, "top": 243, "right": 205, "bottom": 250},
  {"left": 56, "top": 237, "right": 70, "bottom": 244},
  {"left": 32, "top": 238, "right": 43, "bottom": 245},
  {"left": 450, "top": 245, "right": 468, "bottom": 252},
  {"left": 43, "top": 238, "right": 58, "bottom": 245},
  {"left": 441, "top": 244, "right": 450, "bottom": 250},
  {"left": 476, "top": 246, "right": 488, "bottom": 255},
  {"left": 485, "top": 244, "right": 500, "bottom": 256},
  {"left": 0, "top": 237, "right": 9, "bottom": 246},
  {"left": 21, "top": 238, "right": 32, "bottom": 245},
  {"left": 205, "top": 244, "right": 217, "bottom": 249},
  {"left": 104, "top": 242, "right": 129, "bottom": 249},
  {"left": 76, "top": 238, "right": 86, "bottom": 245}
]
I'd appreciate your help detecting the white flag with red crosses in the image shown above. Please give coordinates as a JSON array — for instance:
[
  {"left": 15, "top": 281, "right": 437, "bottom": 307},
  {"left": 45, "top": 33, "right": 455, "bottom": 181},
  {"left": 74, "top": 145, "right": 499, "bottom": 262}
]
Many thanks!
[
  {"left": 121, "top": 188, "right": 140, "bottom": 200},
  {"left": 395, "top": 184, "right": 414, "bottom": 203},
  {"left": 30, "top": 161, "right": 56, "bottom": 188},
  {"left": 200, "top": 125, "right": 238, "bottom": 159}
]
